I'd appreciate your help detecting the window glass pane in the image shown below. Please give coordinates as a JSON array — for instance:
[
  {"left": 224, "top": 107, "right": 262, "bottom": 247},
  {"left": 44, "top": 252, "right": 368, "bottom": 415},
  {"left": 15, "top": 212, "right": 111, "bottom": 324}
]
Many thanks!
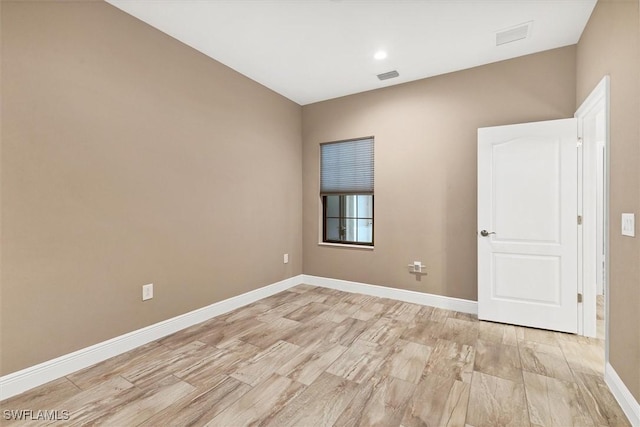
[
  {"left": 356, "top": 219, "right": 373, "bottom": 243},
  {"left": 357, "top": 195, "right": 373, "bottom": 218},
  {"left": 344, "top": 219, "right": 357, "bottom": 242},
  {"left": 344, "top": 195, "right": 357, "bottom": 218},
  {"left": 325, "top": 195, "right": 340, "bottom": 217},
  {"left": 326, "top": 218, "right": 341, "bottom": 241}
]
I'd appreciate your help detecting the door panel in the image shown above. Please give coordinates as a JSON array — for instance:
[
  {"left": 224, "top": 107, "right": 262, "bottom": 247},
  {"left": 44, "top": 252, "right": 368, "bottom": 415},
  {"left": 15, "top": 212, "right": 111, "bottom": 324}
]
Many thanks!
[
  {"left": 478, "top": 118, "right": 578, "bottom": 333},
  {"left": 493, "top": 254, "right": 560, "bottom": 303},
  {"left": 493, "top": 137, "right": 561, "bottom": 242}
]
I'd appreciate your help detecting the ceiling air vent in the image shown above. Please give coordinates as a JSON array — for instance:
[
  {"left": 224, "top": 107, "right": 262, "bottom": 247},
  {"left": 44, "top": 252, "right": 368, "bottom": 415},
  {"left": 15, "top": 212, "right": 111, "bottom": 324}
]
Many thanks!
[
  {"left": 496, "top": 22, "right": 532, "bottom": 46},
  {"left": 377, "top": 70, "right": 399, "bottom": 81}
]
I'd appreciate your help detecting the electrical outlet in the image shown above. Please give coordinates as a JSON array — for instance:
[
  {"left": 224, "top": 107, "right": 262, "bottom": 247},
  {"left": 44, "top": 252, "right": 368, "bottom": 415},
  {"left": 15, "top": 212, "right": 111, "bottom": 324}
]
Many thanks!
[
  {"left": 284, "top": 253, "right": 289, "bottom": 264},
  {"left": 142, "top": 283, "right": 153, "bottom": 301},
  {"left": 622, "top": 213, "right": 635, "bottom": 237}
]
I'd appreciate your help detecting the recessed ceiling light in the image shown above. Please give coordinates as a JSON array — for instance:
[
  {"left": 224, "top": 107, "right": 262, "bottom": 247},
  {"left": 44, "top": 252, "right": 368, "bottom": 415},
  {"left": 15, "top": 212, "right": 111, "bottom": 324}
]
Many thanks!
[{"left": 374, "top": 50, "right": 387, "bottom": 60}]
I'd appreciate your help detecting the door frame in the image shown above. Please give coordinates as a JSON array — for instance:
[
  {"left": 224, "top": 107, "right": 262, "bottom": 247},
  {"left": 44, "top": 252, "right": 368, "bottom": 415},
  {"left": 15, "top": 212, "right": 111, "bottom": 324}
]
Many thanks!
[{"left": 575, "top": 75, "right": 610, "bottom": 340}]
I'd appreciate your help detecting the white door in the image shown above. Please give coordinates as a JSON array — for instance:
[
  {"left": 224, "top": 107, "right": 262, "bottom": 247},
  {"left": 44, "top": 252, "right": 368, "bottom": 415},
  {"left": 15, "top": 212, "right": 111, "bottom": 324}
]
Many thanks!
[{"left": 478, "top": 118, "right": 578, "bottom": 333}]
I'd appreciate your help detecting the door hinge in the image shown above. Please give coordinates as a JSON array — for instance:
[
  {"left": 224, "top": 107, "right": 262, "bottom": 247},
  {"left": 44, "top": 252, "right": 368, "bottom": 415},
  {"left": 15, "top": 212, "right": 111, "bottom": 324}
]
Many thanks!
[
  {"left": 577, "top": 138, "right": 583, "bottom": 147},
  {"left": 577, "top": 215, "right": 583, "bottom": 225},
  {"left": 577, "top": 293, "right": 583, "bottom": 303}
]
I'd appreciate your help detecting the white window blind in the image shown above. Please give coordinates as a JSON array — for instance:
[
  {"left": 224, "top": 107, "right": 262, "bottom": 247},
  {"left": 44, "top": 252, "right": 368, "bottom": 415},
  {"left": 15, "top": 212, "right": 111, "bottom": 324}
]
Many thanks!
[{"left": 320, "top": 137, "right": 374, "bottom": 195}]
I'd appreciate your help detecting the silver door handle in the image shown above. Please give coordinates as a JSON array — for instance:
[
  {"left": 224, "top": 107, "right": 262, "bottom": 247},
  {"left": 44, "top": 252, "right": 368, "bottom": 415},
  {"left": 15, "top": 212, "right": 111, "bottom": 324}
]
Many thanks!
[{"left": 480, "top": 230, "right": 496, "bottom": 237}]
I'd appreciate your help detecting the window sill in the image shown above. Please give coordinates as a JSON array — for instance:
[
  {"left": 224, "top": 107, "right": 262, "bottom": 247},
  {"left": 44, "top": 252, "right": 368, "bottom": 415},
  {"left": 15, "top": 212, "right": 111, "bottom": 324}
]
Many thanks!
[{"left": 318, "top": 242, "right": 374, "bottom": 250}]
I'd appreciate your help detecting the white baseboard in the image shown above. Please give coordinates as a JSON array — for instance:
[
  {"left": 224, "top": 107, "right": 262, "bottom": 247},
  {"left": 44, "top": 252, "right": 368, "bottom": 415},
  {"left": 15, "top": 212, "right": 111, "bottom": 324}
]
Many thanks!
[
  {"left": 0, "top": 275, "right": 302, "bottom": 401},
  {"left": 605, "top": 362, "right": 640, "bottom": 426},
  {"left": 302, "top": 274, "right": 478, "bottom": 315}
]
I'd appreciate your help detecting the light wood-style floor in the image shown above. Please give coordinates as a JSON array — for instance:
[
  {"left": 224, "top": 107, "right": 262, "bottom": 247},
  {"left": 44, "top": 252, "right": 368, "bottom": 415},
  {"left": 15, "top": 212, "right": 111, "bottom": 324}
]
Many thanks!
[{"left": 2, "top": 285, "right": 628, "bottom": 426}]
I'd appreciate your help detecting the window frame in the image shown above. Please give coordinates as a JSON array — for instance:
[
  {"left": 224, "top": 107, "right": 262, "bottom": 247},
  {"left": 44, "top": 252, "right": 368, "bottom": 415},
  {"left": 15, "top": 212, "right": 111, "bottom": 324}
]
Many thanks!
[
  {"left": 322, "top": 194, "right": 374, "bottom": 246},
  {"left": 319, "top": 136, "right": 375, "bottom": 247}
]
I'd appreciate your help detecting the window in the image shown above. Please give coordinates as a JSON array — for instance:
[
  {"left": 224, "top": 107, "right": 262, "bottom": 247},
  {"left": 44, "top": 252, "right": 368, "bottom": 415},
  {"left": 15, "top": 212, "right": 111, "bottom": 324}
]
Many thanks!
[{"left": 321, "top": 137, "right": 374, "bottom": 246}]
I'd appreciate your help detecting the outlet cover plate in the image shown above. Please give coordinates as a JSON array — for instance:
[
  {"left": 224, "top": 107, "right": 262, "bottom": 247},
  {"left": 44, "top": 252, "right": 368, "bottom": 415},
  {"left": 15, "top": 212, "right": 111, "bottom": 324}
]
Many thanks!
[
  {"left": 142, "top": 283, "right": 154, "bottom": 301},
  {"left": 622, "top": 213, "right": 635, "bottom": 237}
]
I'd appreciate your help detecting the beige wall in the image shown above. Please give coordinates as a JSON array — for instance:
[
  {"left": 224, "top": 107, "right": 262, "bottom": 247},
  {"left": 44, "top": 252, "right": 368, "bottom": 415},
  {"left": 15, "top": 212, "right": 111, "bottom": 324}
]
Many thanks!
[
  {"left": 0, "top": 1, "right": 302, "bottom": 375},
  {"left": 302, "top": 47, "right": 577, "bottom": 300},
  {"left": 576, "top": 0, "right": 640, "bottom": 402}
]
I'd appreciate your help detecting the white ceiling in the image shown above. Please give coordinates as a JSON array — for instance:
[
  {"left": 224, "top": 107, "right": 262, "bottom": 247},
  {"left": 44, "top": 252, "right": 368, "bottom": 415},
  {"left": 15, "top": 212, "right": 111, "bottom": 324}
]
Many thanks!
[{"left": 105, "top": 0, "right": 597, "bottom": 105}]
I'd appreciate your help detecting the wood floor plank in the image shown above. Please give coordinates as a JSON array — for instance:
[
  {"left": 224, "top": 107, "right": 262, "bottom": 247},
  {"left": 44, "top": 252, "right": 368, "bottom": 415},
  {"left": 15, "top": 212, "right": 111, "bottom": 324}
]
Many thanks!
[
  {"left": 325, "top": 339, "right": 391, "bottom": 384},
  {"left": 89, "top": 376, "right": 195, "bottom": 426},
  {"left": 340, "top": 292, "right": 378, "bottom": 306},
  {"left": 474, "top": 339, "right": 522, "bottom": 383},
  {"left": 316, "top": 301, "right": 360, "bottom": 323},
  {"left": 384, "top": 339, "right": 432, "bottom": 384},
  {"left": 173, "top": 341, "right": 260, "bottom": 388},
  {"left": 402, "top": 373, "right": 470, "bottom": 427},
  {"left": 324, "top": 317, "right": 371, "bottom": 346},
  {"left": 517, "top": 327, "right": 559, "bottom": 347},
  {"left": 27, "top": 377, "right": 139, "bottom": 426},
  {"left": 66, "top": 342, "right": 170, "bottom": 390},
  {"left": 351, "top": 301, "right": 386, "bottom": 321},
  {"left": 333, "top": 376, "right": 415, "bottom": 427},
  {"left": 64, "top": 383, "right": 147, "bottom": 426},
  {"left": 311, "top": 288, "right": 345, "bottom": 306},
  {"left": 417, "top": 305, "right": 453, "bottom": 323},
  {"left": 573, "top": 371, "right": 631, "bottom": 427},
  {"left": 234, "top": 316, "right": 300, "bottom": 349},
  {"left": 205, "top": 374, "right": 305, "bottom": 427},
  {"left": 120, "top": 341, "right": 216, "bottom": 389},
  {"left": 359, "top": 317, "right": 407, "bottom": 346},
  {"left": 424, "top": 338, "right": 475, "bottom": 384},
  {"left": 230, "top": 340, "right": 300, "bottom": 386},
  {"left": 519, "top": 340, "right": 574, "bottom": 382},
  {"left": 558, "top": 339, "right": 604, "bottom": 376},
  {"left": 522, "top": 371, "right": 595, "bottom": 427},
  {"left": 288, "top": 291, "right": 329, "bottom": 306},
  {"left": 478, "top": 321, "right": 518, "bottom": 346},
  {"left": 466, "top": 371, "right": 530, "bottom": 427},
  {"left": 253, "top": 290, "right": 307, "bottom": 308},
  {"left": 384, "top": 301, "right": 421, "bottom": 323},
  {"left": 439, "top": 318, "right": 479, "bottom": 346},
  {"left": 217, "top": 302, "right": 273, "bottom": 323},
  {"left": 287, "top": 284, "right": 317, "bottom": 293},
  {"left": 196, "top": 316, "right": 263, "bottom": 348},
  {"left": 331, "top": 375, "right": 383, "bottom": 427},
  {"left": 55, "top": 376, "right": 134, "bottom": 415},
  {"left": 451, "top": 311, "right": 478, "bottom": 322},
  {"left": 285, "top": 302, "right": 331, "bottom": 322},
  {"left": 1, "top": 377, "right": 80, "bottom": 413},
  {"left": 279, "top": 317, "right": 337, "bottom": 348},
  {"left": 277, "top": 341, "right": 348, "bottom": 386},
  {"left": 138, "top": 375, "right": 251, "bottom": 427},
  {"left": 401, "top": 318, "right": 444, "bottom": 347},
  {"left": 157, "top": 318, "right": 222, "bottom": 349},
  {"left": 256, "top": 301, "right": 301, "bottom": 322},
  {"left": 263, "top": 372, "right": 359, "bottom": 427}
]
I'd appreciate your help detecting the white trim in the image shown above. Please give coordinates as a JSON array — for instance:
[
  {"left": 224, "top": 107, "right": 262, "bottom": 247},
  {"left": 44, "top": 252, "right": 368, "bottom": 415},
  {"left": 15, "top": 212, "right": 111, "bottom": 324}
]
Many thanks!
[
  {"left": 317, "top": 242, "right": 375, "bottom": 250},
  {"left": 605, "top": 362, "right": 640, "bottom": 426},
  {"left": 575, "top": 75, "right": 610, "bottom": 339},
  {"left": 302, "top": 274, "right": 477, "bottom": 314},
  {"left": 0, "top": 275, "right": 302, "bottom": 401}
]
